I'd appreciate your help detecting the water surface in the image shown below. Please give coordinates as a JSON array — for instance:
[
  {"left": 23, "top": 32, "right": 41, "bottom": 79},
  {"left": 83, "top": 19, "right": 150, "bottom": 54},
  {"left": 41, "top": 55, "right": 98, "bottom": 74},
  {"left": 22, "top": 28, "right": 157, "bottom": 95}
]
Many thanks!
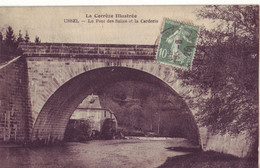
[{"left": 0, "top": 138, "right": 195, "bottom": 168}]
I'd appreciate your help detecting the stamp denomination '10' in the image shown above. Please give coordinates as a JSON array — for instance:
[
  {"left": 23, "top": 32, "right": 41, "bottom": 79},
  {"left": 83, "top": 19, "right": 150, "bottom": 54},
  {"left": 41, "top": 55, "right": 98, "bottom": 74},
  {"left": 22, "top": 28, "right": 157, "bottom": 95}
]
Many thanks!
[{"left": 156, "top": 19, "right": 200, "bottom": 70}]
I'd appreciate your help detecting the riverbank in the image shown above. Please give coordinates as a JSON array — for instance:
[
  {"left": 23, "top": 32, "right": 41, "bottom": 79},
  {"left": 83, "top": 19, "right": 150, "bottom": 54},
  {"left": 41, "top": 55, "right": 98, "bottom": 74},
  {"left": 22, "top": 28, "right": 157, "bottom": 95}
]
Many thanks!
[
  {"left": 158, "top": 151, "right": 258, "bottom": 168},
  {"left": 0, "top": 142, "right": 25, "bottom": 148}
]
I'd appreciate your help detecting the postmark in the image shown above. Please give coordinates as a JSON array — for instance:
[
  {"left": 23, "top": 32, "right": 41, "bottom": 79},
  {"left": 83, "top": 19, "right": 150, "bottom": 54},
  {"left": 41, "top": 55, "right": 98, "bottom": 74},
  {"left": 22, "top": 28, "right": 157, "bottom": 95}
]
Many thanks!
[{"left": 156, "top": 19, "right": 200, "bottom": 70}]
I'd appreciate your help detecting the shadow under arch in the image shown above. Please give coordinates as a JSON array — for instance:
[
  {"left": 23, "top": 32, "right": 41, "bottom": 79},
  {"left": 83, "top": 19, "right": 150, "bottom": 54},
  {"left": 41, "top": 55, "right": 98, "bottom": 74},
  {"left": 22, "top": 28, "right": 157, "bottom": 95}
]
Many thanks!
[{"left": 31, "top": 67, "right": 200, "bottom": 145}]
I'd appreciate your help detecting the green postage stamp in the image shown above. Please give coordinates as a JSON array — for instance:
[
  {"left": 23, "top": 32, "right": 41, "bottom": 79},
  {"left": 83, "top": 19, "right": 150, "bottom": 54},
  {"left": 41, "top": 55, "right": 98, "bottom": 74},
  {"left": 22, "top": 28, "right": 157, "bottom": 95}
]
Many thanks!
[{"left": 156, "top": 19, "right": 200, "bottom": 70}]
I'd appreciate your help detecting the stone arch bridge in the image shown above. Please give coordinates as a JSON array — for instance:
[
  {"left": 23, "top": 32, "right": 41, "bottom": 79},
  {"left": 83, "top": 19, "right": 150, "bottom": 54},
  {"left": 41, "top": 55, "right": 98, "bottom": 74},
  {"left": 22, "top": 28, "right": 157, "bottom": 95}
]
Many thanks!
[{"left": 0, "top": 42, "right": 252, "bottom": 157}]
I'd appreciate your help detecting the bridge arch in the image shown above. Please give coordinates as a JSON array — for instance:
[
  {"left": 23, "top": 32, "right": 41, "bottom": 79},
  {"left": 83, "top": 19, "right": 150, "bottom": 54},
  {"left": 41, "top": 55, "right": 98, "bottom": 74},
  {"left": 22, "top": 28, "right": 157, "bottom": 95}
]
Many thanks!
[{"left": 32, "top": 67, "right": 200, "bottom": 145}]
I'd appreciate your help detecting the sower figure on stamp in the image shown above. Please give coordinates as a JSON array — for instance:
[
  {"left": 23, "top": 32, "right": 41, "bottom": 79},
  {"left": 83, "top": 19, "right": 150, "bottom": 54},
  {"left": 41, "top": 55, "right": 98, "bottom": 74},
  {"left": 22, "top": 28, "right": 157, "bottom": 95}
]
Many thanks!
[{"left": 166, "top": 25, "right": 192, "bottom": 64}]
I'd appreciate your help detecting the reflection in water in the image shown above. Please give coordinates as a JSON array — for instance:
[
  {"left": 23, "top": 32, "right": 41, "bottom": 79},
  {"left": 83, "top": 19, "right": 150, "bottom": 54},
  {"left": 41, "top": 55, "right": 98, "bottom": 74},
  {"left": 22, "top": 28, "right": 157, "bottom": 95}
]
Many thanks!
[{"left": 0, "top": 138, "right": 195, "bottom": 168}]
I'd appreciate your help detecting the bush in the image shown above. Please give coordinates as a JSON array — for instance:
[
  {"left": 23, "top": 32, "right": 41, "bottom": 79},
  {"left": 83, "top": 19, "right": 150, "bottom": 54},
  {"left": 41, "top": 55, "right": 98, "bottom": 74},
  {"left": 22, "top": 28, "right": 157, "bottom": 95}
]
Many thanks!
[{"left": 64, "top": 119, "right": 91, "bottom": 142}]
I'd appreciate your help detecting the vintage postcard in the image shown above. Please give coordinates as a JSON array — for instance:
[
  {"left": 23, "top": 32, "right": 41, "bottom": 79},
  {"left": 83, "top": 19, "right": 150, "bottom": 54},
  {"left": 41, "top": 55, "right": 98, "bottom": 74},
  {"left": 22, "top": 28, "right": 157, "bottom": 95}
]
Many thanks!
[{"left": 0, "top": 6, "right": 258, "bottom": 168}]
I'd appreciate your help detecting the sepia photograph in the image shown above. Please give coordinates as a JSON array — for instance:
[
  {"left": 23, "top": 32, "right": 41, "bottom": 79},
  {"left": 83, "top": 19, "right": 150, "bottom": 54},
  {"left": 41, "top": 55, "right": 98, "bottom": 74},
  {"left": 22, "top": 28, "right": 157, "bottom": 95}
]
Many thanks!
[{"left": 0, "top": 5, "right": 258, "bottom": 168}]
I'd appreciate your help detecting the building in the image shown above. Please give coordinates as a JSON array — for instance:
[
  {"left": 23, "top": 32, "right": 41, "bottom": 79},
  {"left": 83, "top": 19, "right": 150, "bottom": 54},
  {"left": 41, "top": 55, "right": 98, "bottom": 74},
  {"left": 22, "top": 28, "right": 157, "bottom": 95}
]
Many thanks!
[{"left": 70, "top": 95, "right": 117, "bottom": 132}]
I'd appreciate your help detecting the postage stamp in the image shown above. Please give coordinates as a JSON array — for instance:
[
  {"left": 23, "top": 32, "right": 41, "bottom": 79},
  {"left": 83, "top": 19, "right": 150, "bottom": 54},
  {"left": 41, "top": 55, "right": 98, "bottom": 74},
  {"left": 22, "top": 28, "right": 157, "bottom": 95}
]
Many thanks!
[{"left": 156, "top": 19, "right": 200, "bottom": 70}]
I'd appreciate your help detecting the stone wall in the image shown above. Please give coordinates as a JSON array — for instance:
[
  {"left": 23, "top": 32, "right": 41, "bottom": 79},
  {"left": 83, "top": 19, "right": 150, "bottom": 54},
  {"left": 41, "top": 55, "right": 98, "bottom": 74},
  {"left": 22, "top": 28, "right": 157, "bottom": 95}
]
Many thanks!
[
  {"left": 199, "top": 127, "right": 255, "bottom": 158},
  {"left": 0, "top": 56, "right": 32, "bottom": 143}
]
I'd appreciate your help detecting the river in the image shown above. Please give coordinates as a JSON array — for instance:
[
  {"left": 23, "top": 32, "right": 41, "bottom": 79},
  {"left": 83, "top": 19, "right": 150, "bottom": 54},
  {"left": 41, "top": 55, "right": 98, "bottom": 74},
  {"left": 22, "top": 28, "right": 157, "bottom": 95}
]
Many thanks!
[{"left": 0, "top": 138, "right": 197, "bottom": 168}]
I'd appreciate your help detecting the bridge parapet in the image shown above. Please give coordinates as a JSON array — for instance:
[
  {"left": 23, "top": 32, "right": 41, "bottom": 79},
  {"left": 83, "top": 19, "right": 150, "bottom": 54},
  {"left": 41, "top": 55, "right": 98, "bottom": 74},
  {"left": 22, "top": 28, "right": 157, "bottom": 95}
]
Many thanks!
[{"left": 19, "top": 43, "right": 157, "bottom": 59}]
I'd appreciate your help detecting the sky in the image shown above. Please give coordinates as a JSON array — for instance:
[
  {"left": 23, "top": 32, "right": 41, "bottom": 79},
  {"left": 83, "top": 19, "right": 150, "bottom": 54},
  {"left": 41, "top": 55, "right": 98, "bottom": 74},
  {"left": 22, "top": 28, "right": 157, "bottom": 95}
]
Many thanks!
[{"left": 0, "top": 6, "right": 208, "bottom": 45}]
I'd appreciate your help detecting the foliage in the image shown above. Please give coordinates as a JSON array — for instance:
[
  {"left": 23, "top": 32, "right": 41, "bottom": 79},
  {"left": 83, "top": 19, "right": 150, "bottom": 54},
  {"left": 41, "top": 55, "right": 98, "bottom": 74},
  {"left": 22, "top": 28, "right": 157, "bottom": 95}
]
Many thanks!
[
  {"left": 5, "top": 26, "right": 16, "bottom": 47},
  {"left": 0, "top": 26, "right": 22, "bottom": 62},
  {"left": 64, "top": 119, "right": 92, "bottom": 142},
  {"left": 176, "top": 6, "right": 259, "bottom": 137},
  {"left": 24, "top": 30, "right": 30, "bottom": 43},
  {"left": 35, "top": 36, "right": 41, "bottom": 43},
  {"left": 17, "top": 30, "right": 24, "bottom": 43},
  {"left": 100, "top": 81, "right": 199, "bottom": 142},
  {"left": 0, "top": 26, "right": 39, "bottom": 63}
]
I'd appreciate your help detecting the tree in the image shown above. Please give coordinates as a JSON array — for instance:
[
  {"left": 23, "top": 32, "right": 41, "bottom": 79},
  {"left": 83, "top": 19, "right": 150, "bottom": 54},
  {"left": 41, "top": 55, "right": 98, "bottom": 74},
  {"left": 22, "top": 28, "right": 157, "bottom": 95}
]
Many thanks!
[
  {"left": 0, "top": 32, "right": 3, "bottom": 42},
  {"left": 5, "top": 26, "right": 16, "bottom": 47},
  {"left": 24, "top": 30, "right": 30, "bottom": 42},
  {"left": 1, "top": 26, "right": 21, "bottom": 60},
  {"left": 176, "top": 6, "right": 258, "bottom": 140},
  {"left": 17, "top": 30, "right": 24, "bottom": 43},
  {"left": 0, "top": 32, "right": 3, "bottom": 61},
  {"left": 0, "top": 26, "right": 23, "bottom": 63},
  {"left": 35, "top": 36, "right": 41, "bottom": 43}
]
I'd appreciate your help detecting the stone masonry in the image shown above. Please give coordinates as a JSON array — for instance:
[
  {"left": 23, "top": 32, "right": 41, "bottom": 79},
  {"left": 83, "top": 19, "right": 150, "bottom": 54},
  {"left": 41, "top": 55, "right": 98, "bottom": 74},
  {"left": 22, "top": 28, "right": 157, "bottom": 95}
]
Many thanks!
[
  {"left": 0, "top": 57, "right": 32, "bottom": 143},
  {"left": 0, "top": 42, "right": 254, "bottom": 157}
]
